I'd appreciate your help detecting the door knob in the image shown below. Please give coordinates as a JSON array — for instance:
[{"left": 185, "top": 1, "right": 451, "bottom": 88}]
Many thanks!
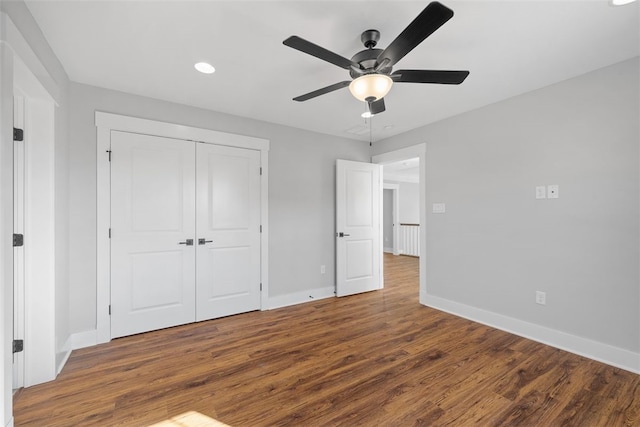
[
  {"left": 198, "top": 238, "right": 213, "bottom": 245},
  {"left": 336, "top": 232, "right": 350, "bottom": 237},
  {"left": 178, "top": 239, "right": 194, "bottom": 246}
]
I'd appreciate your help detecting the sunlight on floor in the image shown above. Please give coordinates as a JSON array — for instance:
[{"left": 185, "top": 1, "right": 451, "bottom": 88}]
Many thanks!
[{"left": 148, "top": 411, "right": 231, "bottom": 427}]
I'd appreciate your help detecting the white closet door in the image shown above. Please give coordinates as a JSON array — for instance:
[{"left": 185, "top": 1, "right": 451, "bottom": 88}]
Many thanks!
[
  {"left": 111, "top": 131, "right": 196, "bottom": 338},
  {"left": 195, "top": 143, "right": 261, "bottom": 321}
]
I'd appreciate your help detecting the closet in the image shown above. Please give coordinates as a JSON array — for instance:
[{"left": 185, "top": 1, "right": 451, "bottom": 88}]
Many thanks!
[{"left": 109, "top": 130, "right": 261, "bottom": 338}]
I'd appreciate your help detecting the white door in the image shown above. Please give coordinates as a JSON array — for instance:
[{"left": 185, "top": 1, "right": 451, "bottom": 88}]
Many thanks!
[
  {"left": 110, "top": 131, "right": 196, "bottom": 338},
  {"left": 336, "top": 159, "right": 382, "bottom": 297},
  {"left": 13, "top": 96, "right": 25, "bottom": 389},
  {"left": 195, "top": 143, "right": 261, "bottom": 321}
]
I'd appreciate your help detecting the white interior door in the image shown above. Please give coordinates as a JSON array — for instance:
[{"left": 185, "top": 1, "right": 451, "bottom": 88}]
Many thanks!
[
  {"left": 110, "top": 131, "right": 196, "bottom": 338},
  {"left": 336, "top": 159, "right": 382, "bottom": 297},
  {"left": 12, "top": 96, "right": 25, "bottom": 389},
  {"left": 195, "top": 143, "right": 261, "bottom": 321}
]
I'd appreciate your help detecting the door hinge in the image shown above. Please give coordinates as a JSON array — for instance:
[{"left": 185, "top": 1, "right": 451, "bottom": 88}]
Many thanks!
[
  {"left": 260, "top": 225, "right": 262, "bottom": 233},
  {"left": 13, "top": 339, "right": 24, "bottom": 353},
  {"left": 106, "top": 150, "right": 112, "bottom": 161},
  {"left": 13, "top": 233, "right": 24, "bottom": 247},
  {"left": 108, "top": 305, "right": 111, "bottom": 315},
  {"left": 260, "top": 283, "right": 262, "bottom": 291},
  {"left": 260, "top": 167, "right": 262, "bottom": 175},
  {"left": 108, "top": 228, "right": 111, "bottom": 238},
  {"left": 13, "top": 127, "right": 23, "bottom": 141}
]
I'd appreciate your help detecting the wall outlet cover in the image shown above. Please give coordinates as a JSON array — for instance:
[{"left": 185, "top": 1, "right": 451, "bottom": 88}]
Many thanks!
[
  {"left": 547, "top": 185, "right": 559, "bottom": 199},
  {"left": 536, "top": 186, "right": 546, "bottom": 199}
]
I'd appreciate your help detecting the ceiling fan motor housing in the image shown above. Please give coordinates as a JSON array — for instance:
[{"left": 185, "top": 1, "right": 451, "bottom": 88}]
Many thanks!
[{"left": 349, "top": 29, "right": 393, "bottom": 79}]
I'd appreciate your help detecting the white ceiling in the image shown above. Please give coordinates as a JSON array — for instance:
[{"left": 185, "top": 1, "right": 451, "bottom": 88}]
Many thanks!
[{"left": 25, "top": 0, "right": 639, "bottom": 142}]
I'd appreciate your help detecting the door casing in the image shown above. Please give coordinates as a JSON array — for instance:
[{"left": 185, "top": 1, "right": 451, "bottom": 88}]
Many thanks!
[
  {"left": 95, "top": 112, "right": 270, "bottom": 345},
  {"left": 372, "top": 144, "right": 427, "bottom": 305}
]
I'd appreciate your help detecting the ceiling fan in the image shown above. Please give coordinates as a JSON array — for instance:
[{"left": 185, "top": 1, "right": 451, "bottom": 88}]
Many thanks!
[{"left": 283, "top": 1, "right": 469, "bottom": 115}]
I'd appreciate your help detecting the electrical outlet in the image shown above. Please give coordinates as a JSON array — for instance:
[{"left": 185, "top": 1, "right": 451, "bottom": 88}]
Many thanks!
[
  {"left": 535, "top": 186, "right": 546, "bottom": 199},
  {"left": 535, "top": 291, "right": 546, "bottom": 305},
  {"left": 320, "top": 265, "right": 325, "bottom": 274},
  {"left": 547, "top": 185, "right": 559, "bottom": 199}
]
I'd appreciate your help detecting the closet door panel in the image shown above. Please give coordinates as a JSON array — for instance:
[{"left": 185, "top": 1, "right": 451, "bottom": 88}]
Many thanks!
[
  {"left": 195, "top": 143, "right": 261, "bottom": 321},
  {"left": 110, "top": 131, "right": 196, "bottom": 338}
]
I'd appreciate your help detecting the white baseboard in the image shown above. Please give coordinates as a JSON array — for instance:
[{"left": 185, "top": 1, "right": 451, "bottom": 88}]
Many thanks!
[
  {"left": 70, "top": 329, "right": 98, "bottom": 350},
  {"left": 55, "top": 335, "right": 73, "bottom": 375},
  {"left": 383, "top": 247, "right": 394, "bottom": 253},
  {"left": 425, "top": 294, "right": 640, "bottom": 374},
  {"left": 266, "top": 286, "right": 335, "bottom": 310}
]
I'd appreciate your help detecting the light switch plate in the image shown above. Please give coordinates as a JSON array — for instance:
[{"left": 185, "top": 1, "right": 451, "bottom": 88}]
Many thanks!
[
  {"left": 548, "top": 185, "right": 559, "bottom": 199},
  {"left": 535, "top": 186, "right": 546, "bottom": 199},
  {"left": 432, "top": 203, "right": 446, "bottom": 214}
]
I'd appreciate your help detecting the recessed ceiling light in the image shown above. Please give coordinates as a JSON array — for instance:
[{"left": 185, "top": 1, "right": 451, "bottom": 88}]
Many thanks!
[
  {"left": 610, "top": 0, "right": 636, "bottom": 5},
  {"left": 361, "top": 111, "right": 374, "bottom": 119},
  {"left": 194, "top": 62, "right": 215, "bottom": 74}
]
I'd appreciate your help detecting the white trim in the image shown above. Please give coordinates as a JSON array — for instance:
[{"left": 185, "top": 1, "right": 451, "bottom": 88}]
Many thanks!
[
  {"left": 260, "top": 151, "right": 270, "bottom": 310},
  {"left": 426, "top": 294, "right": 640, "bottom": 374},
  {"left": 95, "top": 112, "right": 269, "bottom": 344},
  {"left": 95, "top": 112, "right": 268, "bottom": 151},
  {"left": 382, "top": 183, "right": 400, "bottom": 255},
  {"left": 1, "top": 41, "right": 15, "bottom": 427},
  {"left": 266, "top": 287, "right": 335, "bottom": 310},
  {"left": 23, "top": 97, "right": 56, "bottom": 387},
  {"left": 56, "top": 336, "right": 72, "bottom": 376},
  {"left": 70, "top": 330, "right": 98, "bottom": 350},
  {"left": 372, "top": 144, "right": 427, "bottom": 304}
]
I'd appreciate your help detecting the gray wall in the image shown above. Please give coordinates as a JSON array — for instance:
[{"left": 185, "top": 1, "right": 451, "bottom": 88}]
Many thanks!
[
  {"left": 68, "top": 82, "right": 369, "bottom": 334},
  {"left": 399, "top": 182, "right": 420, "bottom": 224},
  {"left": 383, "top": 189, "right": 394, "bottom": 251},
  {"left": 372, "top": 58, "right": 639, "bottom": 353}
]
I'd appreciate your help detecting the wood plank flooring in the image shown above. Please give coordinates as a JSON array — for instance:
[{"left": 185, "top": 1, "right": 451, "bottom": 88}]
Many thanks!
[{"left": 13, "top": 254, "right": 640, "bottom": 426}]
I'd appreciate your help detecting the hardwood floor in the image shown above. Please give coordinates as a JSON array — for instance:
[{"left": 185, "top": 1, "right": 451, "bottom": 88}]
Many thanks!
[{"left": 13, "top": 254, "right": 640, "bottom": 426}]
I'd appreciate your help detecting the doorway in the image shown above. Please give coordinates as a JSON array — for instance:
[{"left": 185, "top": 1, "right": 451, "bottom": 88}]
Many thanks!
[{"left": 372, "top": 144, "right": 426, "bottom": 304}]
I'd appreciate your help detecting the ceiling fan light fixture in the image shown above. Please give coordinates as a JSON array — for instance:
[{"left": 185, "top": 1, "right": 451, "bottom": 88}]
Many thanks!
[{"left": 349, "top": 74, "right": 393, "bottom": 102}]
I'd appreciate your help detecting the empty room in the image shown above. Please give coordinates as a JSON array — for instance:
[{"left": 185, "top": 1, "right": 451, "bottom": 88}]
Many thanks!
[{"left": 1, "top": 0, "right": 639, "bottom": 426}]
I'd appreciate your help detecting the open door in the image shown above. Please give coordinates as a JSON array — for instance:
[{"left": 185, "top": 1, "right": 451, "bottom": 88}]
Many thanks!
[{"left": 336, "top": 159, "right": 382, "bottom": 297}]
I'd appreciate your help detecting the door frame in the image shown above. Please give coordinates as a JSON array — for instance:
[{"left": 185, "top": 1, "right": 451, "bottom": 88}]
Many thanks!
[
  {"left": 12, "top": 95, "right": 25, "bottom": 390},
  {"left": 95, "top": 112, "right": 270, "bottom": 344},
  {"left": 382, "top": 183, "right": 400, "bottom": 255},
  {"left": 372, "top": 144, "right": 426, "bottom": 304}
]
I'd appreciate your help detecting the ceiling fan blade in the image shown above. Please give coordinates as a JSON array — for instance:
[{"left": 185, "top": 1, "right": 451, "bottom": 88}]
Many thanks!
[
  {"left": 369, "top": 98, "right": 386, "bottom": 115},
  {"left": 293, "top": 81, "right": 351, "bottom": 102},
  {"left": 393, "top": 69, "right": 469, "bottom": 84},
  {"left": 284, "top": 36, "right": 359, "bottom": 70},
  {"left": 376, "top": 2, "right": 454, "bottom": 67}
]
